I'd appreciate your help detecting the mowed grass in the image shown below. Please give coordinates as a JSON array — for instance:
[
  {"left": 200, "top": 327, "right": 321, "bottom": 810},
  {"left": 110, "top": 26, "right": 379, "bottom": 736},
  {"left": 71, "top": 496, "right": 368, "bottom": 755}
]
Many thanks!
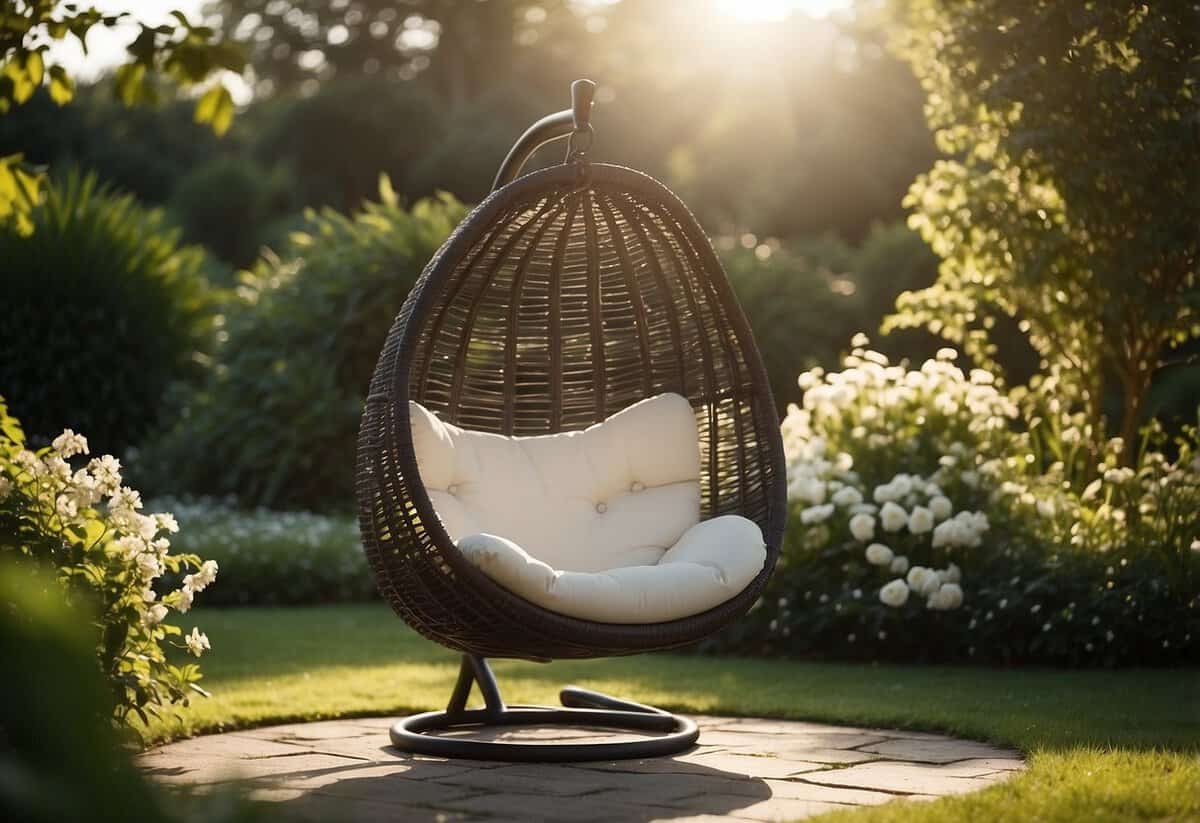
[{"left": 149, "top": 604, "right": 1200, "bottom": 822}]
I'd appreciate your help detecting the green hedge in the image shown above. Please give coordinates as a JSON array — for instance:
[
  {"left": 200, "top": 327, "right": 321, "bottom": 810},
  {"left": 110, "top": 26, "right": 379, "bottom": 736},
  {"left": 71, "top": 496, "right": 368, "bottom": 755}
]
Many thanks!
[{"left": 160, "top": 499, "right": 375, "bottom": 606}]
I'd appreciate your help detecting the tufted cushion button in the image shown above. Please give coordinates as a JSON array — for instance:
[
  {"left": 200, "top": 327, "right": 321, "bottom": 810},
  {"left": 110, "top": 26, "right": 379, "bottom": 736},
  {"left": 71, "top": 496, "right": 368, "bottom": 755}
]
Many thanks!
[
  {"left": 447, "top": 484, "right": 459, "bottom": 495},
  {"left": 630, "top": 481, "right": 645, "bottom": 493},
  {"left": 595, "top": 501, "right": 608, "bottom": 514}
]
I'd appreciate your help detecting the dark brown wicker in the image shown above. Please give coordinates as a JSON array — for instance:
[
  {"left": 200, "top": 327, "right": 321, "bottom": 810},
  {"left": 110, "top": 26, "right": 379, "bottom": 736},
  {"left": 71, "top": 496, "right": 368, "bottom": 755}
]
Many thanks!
[{"left": 356, "top": 160, "right": 787, "bottom": 662}]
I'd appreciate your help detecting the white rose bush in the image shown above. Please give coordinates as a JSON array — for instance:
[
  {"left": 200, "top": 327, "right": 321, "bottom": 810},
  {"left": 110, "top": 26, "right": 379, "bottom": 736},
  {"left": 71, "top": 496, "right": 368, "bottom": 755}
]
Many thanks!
[
  {"left": 714, "top": 338, "right": 1200, "bottom": 665},
  {"left": 0, "top": 397, "right": 217, "bottom": 727}
]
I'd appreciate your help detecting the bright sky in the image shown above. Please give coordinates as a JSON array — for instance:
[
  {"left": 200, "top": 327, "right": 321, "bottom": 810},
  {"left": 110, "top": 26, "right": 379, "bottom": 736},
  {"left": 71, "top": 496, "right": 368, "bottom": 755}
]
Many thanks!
[{"left": 49, "top": 1, "right": 207, "bottom": 81}]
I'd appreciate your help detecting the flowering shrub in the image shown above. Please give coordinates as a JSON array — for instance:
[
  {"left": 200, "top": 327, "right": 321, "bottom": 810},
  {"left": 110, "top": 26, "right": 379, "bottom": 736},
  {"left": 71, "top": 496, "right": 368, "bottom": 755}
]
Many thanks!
[
  {"left": 0, "top": 396, "right": 217, "bottom": 726},
  {"left": 161, "top": 498, "right": 373, "bottom": 605},
  {"left": 711, "top": 339, "right": 1200, "bottom": 666}
]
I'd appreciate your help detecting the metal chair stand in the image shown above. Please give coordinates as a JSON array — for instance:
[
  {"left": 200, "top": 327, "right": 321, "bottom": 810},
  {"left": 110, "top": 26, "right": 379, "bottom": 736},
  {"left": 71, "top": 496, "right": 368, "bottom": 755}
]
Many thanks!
[{"left": 389, "top": 655, "right": 699, "bottom": 762}]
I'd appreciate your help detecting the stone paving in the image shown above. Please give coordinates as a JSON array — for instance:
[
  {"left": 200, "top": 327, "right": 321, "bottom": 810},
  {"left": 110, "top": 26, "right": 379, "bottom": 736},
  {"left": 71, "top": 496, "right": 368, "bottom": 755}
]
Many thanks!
[{"left": 138, "top": 715, "right": 1024, "bottom": 822}]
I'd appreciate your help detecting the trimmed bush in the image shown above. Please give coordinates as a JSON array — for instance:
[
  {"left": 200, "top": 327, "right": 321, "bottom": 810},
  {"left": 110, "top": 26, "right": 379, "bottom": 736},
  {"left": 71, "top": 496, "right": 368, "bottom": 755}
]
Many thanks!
[
  {"left": 0, "top": 173, "right": 215, "bottom": 455},
  {"left": 168, "top": 156, "right": 292, "bottom": 267},
  {"left": 140, "top": 181, "right": 467, "bottom": 509}
]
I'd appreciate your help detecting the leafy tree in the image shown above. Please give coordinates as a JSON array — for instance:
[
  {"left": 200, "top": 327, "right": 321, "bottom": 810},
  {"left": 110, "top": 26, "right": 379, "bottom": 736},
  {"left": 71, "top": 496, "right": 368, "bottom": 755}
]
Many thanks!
[
  {"left": 0, "top": 1, "right": 245, "bottom": 232},
  {"left": 0, "top": 83, "right": 226, "bottom": 204},
  {"left": 887, "top": 1, "right": 1199, "bottom": 464}
]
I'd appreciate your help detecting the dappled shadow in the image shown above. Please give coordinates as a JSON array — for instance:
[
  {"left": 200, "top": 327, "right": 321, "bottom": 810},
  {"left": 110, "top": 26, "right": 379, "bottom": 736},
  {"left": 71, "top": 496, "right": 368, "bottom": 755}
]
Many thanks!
[{"left": 249, "top": 744, "right": 774, "bottom": 822}]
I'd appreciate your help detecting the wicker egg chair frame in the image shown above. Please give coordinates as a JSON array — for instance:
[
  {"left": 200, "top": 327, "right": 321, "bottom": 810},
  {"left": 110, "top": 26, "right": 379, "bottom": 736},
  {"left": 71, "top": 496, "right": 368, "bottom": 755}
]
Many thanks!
[{"left": 356, "top": 81, "right": 787, "bottom": 761}]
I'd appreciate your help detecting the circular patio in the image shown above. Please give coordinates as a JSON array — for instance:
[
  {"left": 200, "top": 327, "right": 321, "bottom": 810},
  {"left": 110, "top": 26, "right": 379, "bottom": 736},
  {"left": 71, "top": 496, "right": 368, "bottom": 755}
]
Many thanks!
[{"left": 139, "top": 715, "right": 1023, "bottom": 821}]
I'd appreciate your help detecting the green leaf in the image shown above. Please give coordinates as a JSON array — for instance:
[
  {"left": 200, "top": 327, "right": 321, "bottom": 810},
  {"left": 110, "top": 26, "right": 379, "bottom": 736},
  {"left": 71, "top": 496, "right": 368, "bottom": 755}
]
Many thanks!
[
  {"left": 3, "top": 57, "right": 36, "bottom": 104},
  {"left": 0, "top": 155, "right": 45, "bottom": 236},
  {"left": 25, "top": 51, "right": 44, "bottom": 88},
  {"left": 47, "top": 65, "right": 74, "bottom": 105},
  {"left": 113, "top": 62, "right": 147, "bottom": 107},
  {"left": 193, "top": 84, "right": 234, "bottom": 136}
]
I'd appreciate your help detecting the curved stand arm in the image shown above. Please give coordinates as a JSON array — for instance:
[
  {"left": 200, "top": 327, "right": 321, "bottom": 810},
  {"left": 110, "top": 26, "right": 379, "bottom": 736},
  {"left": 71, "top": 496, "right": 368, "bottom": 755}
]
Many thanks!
[{"left": 491, "top": 79, "right": 596, "bottom": 192}]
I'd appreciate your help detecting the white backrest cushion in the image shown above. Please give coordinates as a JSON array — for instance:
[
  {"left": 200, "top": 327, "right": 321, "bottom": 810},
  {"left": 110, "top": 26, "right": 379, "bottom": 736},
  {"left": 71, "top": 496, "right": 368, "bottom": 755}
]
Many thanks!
[{"left": 410, "top": 393, "right": 701, "bottom": 572}]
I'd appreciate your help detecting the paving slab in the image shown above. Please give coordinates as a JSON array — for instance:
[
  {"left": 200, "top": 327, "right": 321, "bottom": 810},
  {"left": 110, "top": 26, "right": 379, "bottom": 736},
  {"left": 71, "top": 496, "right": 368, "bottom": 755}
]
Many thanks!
[{"left": 139, "top": 714, "right": 1023, "bottom": 821}]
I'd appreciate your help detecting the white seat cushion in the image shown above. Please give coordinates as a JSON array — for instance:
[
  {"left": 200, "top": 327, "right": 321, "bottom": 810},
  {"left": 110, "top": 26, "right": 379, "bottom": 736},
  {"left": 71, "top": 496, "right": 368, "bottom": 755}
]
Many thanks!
[{"left": 410, "top": 393, "right": 766, "bottom": 623}]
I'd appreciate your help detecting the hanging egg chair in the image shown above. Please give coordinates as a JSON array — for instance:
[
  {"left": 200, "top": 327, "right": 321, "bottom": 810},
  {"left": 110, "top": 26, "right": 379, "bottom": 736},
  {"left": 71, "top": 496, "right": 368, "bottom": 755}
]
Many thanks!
[{"left": 357, "top": 80, "right": 787, "bottom": 761}]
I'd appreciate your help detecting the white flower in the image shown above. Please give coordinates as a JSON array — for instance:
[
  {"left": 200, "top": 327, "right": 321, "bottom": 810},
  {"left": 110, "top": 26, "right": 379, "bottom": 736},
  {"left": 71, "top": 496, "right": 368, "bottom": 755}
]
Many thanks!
[
  {"left": 940, "top": 563, "right": 962, "bottom": 584},
  {"left": 879, "top": 579, "right": 910, "bottom": 607},
  {"left": 109, "top": 487, "right": 143, "bottom": 513},
  {"left": 908, "top": 506, "right": 934, "bottom": 534},
  {"left": 1036, "top": 499, "right": 1056, "bottom": 518},
  {"left": 136, "top": 552, "right": 162, "bottom": 580},
  {"left": 927, "top": 583, "right": 964, "bottom": 610},
  {"left": 831, "top": 486, "right": 863, "bottom": 507},
  {"left": 154, "top": 512, "right": 180, "bottom": 534},
  {"left": 184, "top": 559, "right": 220, "bottom": 594},
  {"left": 800, "top": 503, "right": 835, "bottom": 524},
  {"left": 175, "top": 587, "right": 194, "bottom": 613},
  {"left": 890, "top": 554, "right": 910, "bottom": 574},
  {"left": 961, "top": 471, "right": 980, "bottom": 488},
  {"left": 932, "top": 519, "right": 964, "bottom": 548},
  {"left": 88, "top": 455, "right": 122, "bottom": 493},
  {"left": 873, "top": 482, "right": 901, "bottom": 504},
  {"left": 879, "top": 501, "right": 908, "bottom": 532},
  {"left": 929, "top": 495, "right": 953, "bottom": 521},
  {"left": 185, "top": 627, "right": 210, "bottom": 657},
  {"left": 906, "top": 566, "right": 941, "bottom": 596},
  {"left": 849, "top": 513, "right": 876, "bottom": 542},
  {"left": 142, "top": 603, "right": 168, "bottom": 626},
  {"left": 52, "top": 429, "right": 89, "bottom": 458},
  {"left": 55, "top": 495, "right": 78, "bottom": 520},
  {"left": 114, "top": 535, "right": 144, "bottom": 558},
  {"left": 864, "top": 543, "right": 894, "bottom": 566}
]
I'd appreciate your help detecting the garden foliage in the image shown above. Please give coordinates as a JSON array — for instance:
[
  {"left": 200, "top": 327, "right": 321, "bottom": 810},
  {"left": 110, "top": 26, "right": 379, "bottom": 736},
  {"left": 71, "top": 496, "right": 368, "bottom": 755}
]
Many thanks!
[
  {"left": 0, "top": 396, "right": 217, "bottom": 726},
  {"left": 0, "top": 172, "right": 216, "bottom": 455},
  {"left": 142, "top": 181, "right": 467, "bottom": 509},
  {"left": 722, "top": 222, "right": 940, "bottom": 411},
  {"left": 162, "top": 498, "right": 373, "bottom": 606},
  {"left": 712, "top": 340, "right": 1200, "bottom": 666},
  {"left": 0, "top": 1, "right": 245, "bottom": 233},
  {"left": 889, "top": 1, "right": 1200, "bottom": 460}
]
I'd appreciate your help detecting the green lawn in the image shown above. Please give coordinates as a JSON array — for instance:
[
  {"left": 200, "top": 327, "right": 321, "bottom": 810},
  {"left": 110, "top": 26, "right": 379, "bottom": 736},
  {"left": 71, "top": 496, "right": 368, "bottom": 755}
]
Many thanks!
[{"left": 151, "top": 605, "right": 1200, "bottom": 821}]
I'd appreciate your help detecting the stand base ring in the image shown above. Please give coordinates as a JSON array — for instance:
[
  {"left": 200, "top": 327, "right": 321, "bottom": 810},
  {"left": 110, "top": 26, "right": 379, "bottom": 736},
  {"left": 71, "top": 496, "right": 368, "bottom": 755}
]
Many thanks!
[{"left": 390, "top": 687, "right": 699, "bottom": 762}]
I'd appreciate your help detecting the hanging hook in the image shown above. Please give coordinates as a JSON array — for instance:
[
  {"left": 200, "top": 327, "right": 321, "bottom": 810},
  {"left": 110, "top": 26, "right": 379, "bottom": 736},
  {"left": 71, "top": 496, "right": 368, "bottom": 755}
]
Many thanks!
[
  {"left": 491, "top": 79, "right": 598, "bottom": 192},
  {"left": 571, "top": 79, "right": 596, "bottom": 132}
]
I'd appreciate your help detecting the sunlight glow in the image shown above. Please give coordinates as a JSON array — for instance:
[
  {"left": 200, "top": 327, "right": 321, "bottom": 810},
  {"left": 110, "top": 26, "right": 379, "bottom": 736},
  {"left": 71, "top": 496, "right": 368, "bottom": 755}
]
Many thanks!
[{"left": 713, "top": 0, "right": 853, "bottom": 22}]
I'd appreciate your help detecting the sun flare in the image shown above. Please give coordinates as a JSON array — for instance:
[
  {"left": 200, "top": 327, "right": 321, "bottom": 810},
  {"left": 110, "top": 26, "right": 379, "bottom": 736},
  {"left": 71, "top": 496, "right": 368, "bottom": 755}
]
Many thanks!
[{"left": 713, "top": 0, "right": 853, "bottom": 22}]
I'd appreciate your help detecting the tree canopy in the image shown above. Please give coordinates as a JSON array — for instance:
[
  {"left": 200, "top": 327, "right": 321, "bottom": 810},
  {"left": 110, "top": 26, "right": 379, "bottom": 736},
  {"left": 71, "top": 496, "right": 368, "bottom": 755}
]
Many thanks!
[
  {"left": 889, "top": 0, "right": 1199, "bottom": 462},
  {"left": 0, "top": 1, "right": 244, "bottom": 233}
]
